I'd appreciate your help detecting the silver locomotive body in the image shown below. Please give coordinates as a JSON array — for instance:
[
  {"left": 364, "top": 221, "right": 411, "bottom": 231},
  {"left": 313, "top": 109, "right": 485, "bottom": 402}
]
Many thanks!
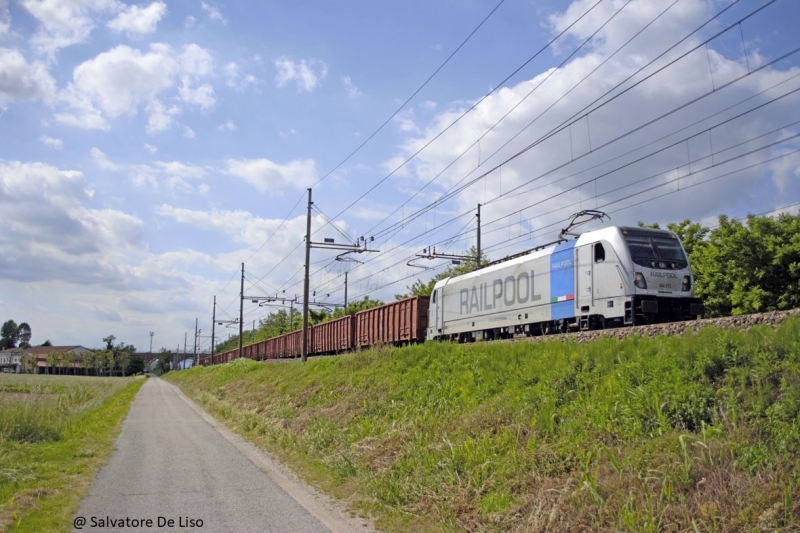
[{"left": 427, "top": 226, "right": 704, "bottom": 341}]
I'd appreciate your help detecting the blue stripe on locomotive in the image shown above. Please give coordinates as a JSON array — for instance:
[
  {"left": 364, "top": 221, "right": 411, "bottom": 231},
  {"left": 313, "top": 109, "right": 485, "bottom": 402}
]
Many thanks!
[{"left": 550, "top": 240, "right": 576, "bottom": 320}]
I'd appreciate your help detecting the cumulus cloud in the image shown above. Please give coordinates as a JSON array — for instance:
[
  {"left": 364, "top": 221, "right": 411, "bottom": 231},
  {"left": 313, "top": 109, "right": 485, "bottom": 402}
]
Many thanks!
[
  {"left": 90, "top": 147, "right": 120, "bottom": 170},
  {"left": 39, "top": 134, "right": 62, "bottom": 149},
  {"left": 0, "top": 0, "right": 9, "bottom": 37},
  {"left": 0, "top": 48, "right": 57, "bottom": 108},
  {"left": 342, "top": 76, "right": 361, "bottom": 99},
  {"left": 21, "top": 0, "right": 118, "bottom": 58},
  {"left": 143, "top": 143, "right": 157, "bottom": 153},
  {"left": 218, "top": 120, "right": 236, "bottom": 131},
  {"left": 107, "top": 1, "right": 168, "bottom": 35},
  {"left": 0, "top": 160, "right": 143, "bottom": 283},
  {"left": 57, "top": 43, "right": 215, "bottom": 132},
  {"left": 274, "top": 56, "right": 328, "bottom": 93},
  {"left": 223, "top": 157, "right": 317, "bottom": 193},
  {"left": 375, "top": 0, "right": 800, "bottom": 254},
  {"left": 200, "top": 1, "right": 226, "bottom": 25},
  {"left": 156, "top": 205, "right": 334, "bottom": 253},
  {"left": 224, "top": 61, "right": 259, "bottom": 91}
]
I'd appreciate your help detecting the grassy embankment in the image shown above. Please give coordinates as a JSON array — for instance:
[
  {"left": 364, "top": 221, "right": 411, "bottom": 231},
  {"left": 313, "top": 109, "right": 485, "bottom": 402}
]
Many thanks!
[
  {"left": 0, "top": 375, "right": 145, "bottom": 532},
  {"left": 167, "top": 320, "right": 800, "bottom": 532}
]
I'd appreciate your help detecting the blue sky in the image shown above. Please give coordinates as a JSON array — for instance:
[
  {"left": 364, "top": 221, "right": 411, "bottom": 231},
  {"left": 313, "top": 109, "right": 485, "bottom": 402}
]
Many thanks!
[{"left": 1, "top": 0, "right": 799, "bottom": 353}]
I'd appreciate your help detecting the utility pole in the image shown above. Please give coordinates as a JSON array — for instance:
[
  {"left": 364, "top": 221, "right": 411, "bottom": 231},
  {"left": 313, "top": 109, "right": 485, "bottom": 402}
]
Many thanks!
[
  {"left": 239, "top": 262, "right": 244, "bottom": 361},
  {"left": 193, "top": 318, "right": 198, "bottom": 367},
  {"left": 252, "top": 320, "right": 255, "bottom": 344},
  {"left": 410, "top": 204, "right": 483, "bottom": 270},
  {"left": 343, "top": 271, "right": 348, "bottom": 311},
  {"left": 476, "top": 203, "right": 481, "bottom": 269},
  {"left": 149, "top": 331, "right": 154, "bottom": 354},
  {"left": 302, "top": 188, "right": 313, "bottom": 362},
  {"left": 211, "top": 295, "right": 216, "bottom": 356}
]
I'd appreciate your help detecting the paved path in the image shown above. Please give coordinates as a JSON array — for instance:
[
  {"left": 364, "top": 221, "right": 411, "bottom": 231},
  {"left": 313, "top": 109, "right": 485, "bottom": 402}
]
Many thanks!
[{"left": 76, "top": 377, "right": 372, "bottom": 533}]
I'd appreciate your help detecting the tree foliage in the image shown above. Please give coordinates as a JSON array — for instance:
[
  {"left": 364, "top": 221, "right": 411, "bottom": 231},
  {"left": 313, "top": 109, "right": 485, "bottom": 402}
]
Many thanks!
[{"left": 659, "top": 212, "right": 800, "bottom": 317}]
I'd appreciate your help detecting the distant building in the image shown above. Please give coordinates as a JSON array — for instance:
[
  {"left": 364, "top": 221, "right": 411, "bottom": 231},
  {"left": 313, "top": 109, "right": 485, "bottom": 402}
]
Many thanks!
[
  {"left": 0, "top": 351, "right": 22, "bottom": 373},
  {"left": 0, "top": 346, "right": 95, "bottom": 374}
]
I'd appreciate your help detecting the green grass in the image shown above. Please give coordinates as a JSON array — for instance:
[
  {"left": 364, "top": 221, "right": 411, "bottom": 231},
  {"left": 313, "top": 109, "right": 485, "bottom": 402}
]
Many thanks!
[
  {"left": 0, "top": 375, "right": 145, "bottom": 532},
  {"left": 167, "top": 319, "right": 800, "bottom": 532}
]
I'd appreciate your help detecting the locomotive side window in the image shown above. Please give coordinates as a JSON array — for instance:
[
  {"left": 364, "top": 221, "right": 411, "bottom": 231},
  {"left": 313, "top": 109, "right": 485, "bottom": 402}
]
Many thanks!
[
  {"left": 594, "top": 242, "right": 605, "bottom": 263},
  {"left": 432, "top": 290, "right": 437, "bottom": 303}
]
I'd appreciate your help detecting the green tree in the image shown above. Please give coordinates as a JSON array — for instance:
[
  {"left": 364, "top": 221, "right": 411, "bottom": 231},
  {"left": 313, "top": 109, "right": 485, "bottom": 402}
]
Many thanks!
[
  {"left": 126, "top": 355, "right": 145, "bottom": 375},
  {"left": 155, "top": 349, "right": 172, "bottom": 375},
  {"left": 102, "top": 335, "right": 116, "bottom": 350},
  {"left": 1, "top": 320, "right": 19, "bottom": 350},
  {"left": 17, "top": 322, "right": 31, "bottom": 348}
]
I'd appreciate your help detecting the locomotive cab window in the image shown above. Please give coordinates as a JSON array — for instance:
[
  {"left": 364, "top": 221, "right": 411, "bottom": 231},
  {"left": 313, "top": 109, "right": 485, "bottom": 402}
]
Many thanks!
[
  {"left": 594, "top": 243, "right": 605, "bottom": 263},
  {"left": 432, "top": 290, "right": 437, "bottom": 303},
  {"left": 624, "top": 232, "right": 687, "bottom": 269}
]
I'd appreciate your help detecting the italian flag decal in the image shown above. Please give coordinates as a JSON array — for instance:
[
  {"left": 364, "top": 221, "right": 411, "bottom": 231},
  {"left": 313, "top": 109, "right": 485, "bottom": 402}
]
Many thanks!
[{"left": 550, "top": 294, "right": 574, "bottom": 303}]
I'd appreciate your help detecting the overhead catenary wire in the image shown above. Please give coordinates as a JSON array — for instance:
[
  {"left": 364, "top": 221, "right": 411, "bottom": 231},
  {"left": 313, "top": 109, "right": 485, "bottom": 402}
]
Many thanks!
[
  {"left": 363, "top": 0, "right": 765, "bottom": 241},
  {"left": 257, "top": 0, "right": 738, "bottom": 297},
  {"left": 231, "top": 2, "right": 792, "bottom": 328},
  {"left": 308, "top": 70, "right": 800, "bottom": 296}
]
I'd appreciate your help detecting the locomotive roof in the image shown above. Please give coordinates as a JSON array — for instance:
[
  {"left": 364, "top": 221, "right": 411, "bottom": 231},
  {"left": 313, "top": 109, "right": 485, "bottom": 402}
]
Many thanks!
[{"left": 433, "top": 225, "right": 681, "bottom": 289}]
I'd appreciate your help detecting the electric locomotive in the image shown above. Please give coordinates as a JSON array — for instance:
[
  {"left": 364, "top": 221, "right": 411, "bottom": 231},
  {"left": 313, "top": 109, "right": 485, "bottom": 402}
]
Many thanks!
[{"left": 427, "top": 225, "right": 705, "bottom": 342}]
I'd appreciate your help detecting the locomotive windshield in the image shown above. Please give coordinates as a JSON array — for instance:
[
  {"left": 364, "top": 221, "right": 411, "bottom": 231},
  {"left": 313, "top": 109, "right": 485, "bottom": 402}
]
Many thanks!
[{"left": 624, "top": 233, "right": 687, "bottom": 269}]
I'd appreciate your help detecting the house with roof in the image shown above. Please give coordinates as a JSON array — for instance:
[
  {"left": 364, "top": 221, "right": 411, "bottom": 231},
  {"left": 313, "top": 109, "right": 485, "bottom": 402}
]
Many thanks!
[{"left": 0, "top": 346, "right": 96, "bottom": 374}]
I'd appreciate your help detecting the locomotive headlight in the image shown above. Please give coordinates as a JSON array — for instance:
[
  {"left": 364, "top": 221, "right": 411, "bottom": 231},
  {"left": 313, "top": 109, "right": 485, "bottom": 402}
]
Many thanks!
[
  {"left": 634, "top": 272, "right": 647, "bottom": 289},
  {"left": 682, "top": 275, "right": 691, "bottom": 291}
]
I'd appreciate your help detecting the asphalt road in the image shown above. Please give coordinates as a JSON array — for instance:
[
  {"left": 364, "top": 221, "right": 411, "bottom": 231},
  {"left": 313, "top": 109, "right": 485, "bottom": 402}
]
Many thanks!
[{"left": 75, "top": 376, "right": 372, "bottom": 533}]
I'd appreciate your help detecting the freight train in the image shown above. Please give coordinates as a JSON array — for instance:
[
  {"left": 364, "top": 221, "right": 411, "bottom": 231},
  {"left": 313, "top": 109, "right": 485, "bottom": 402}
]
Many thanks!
[{"left": 201, "top": 225, "right": 704, "bottom": 366}]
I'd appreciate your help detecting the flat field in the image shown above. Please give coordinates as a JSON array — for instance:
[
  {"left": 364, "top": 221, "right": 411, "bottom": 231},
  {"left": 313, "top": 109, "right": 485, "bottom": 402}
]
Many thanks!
[
  {"left": 168, "top": 319, "right": 800, "bottom": 532},
  {"left": 0, "top": 374, "right": 144, "bottom": 532}
]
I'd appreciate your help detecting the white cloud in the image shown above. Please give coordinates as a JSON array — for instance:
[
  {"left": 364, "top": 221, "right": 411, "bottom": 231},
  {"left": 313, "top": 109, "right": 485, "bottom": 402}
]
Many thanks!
[
  {"left": 90, "top": 147, "right": 120, "bottom": 170},
  {"left": 156, "top": 205, "right": 334, "bottom": 253},
  {"left": 392, "top": 109, "right": 419, "bottom": 134},
  {"left": 145, "top": 99, "right": 178, "bottom": 133},
  {"left": 224, "top": 157, "right": 317, "bottom": 193},
  {"left": 279, "top": 128, "right": 297, "bottom": 139},
  {"left": 0, "top": 48, "right": 57, "bottom": 108},
  {"left": 218, "top": 120, "right": 236, "bottom": 131},
  {"left": 0, "top": 160, "right": 143, "bottom": 283},
  {"left": 178, "top": 78, "right": 215, "bottom": 109},
  {"left": 107, "top": 1, "right": 168, "bottom": 35},
  {"left": 274, "top": 56, "right": 328, "bottom": 93},
  {"left": 57, "top": 43, "right": 215, "bottom": 131},
  {"left": 183, "top": 126, "right": 195, "bottom": 139},
  {"left": 184, "top": 15, "right": 195, "bottom": 29},
  {"left": 21, "top": 0, "right": 118, "bottom": 58},
  {"left": 0, "top": 0, "right": 10, "bottom": 37},
  {"left": 342, "top": 75, "right": 361, "bottom": 99},
  {"left": 143, "top": 143, "right": 157, "bottom": 153},
  {"left": 39, "top": 134, "right": 62, "bottom": 149},
  {"left": 375, "top": 0, "right": 800, "bottom": 253},
  {"left": 200, "top": 1, "right": 226, "bottom": 25},
  {"left": 224, "top": 61, "right": 259, "bottom": 91}
]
